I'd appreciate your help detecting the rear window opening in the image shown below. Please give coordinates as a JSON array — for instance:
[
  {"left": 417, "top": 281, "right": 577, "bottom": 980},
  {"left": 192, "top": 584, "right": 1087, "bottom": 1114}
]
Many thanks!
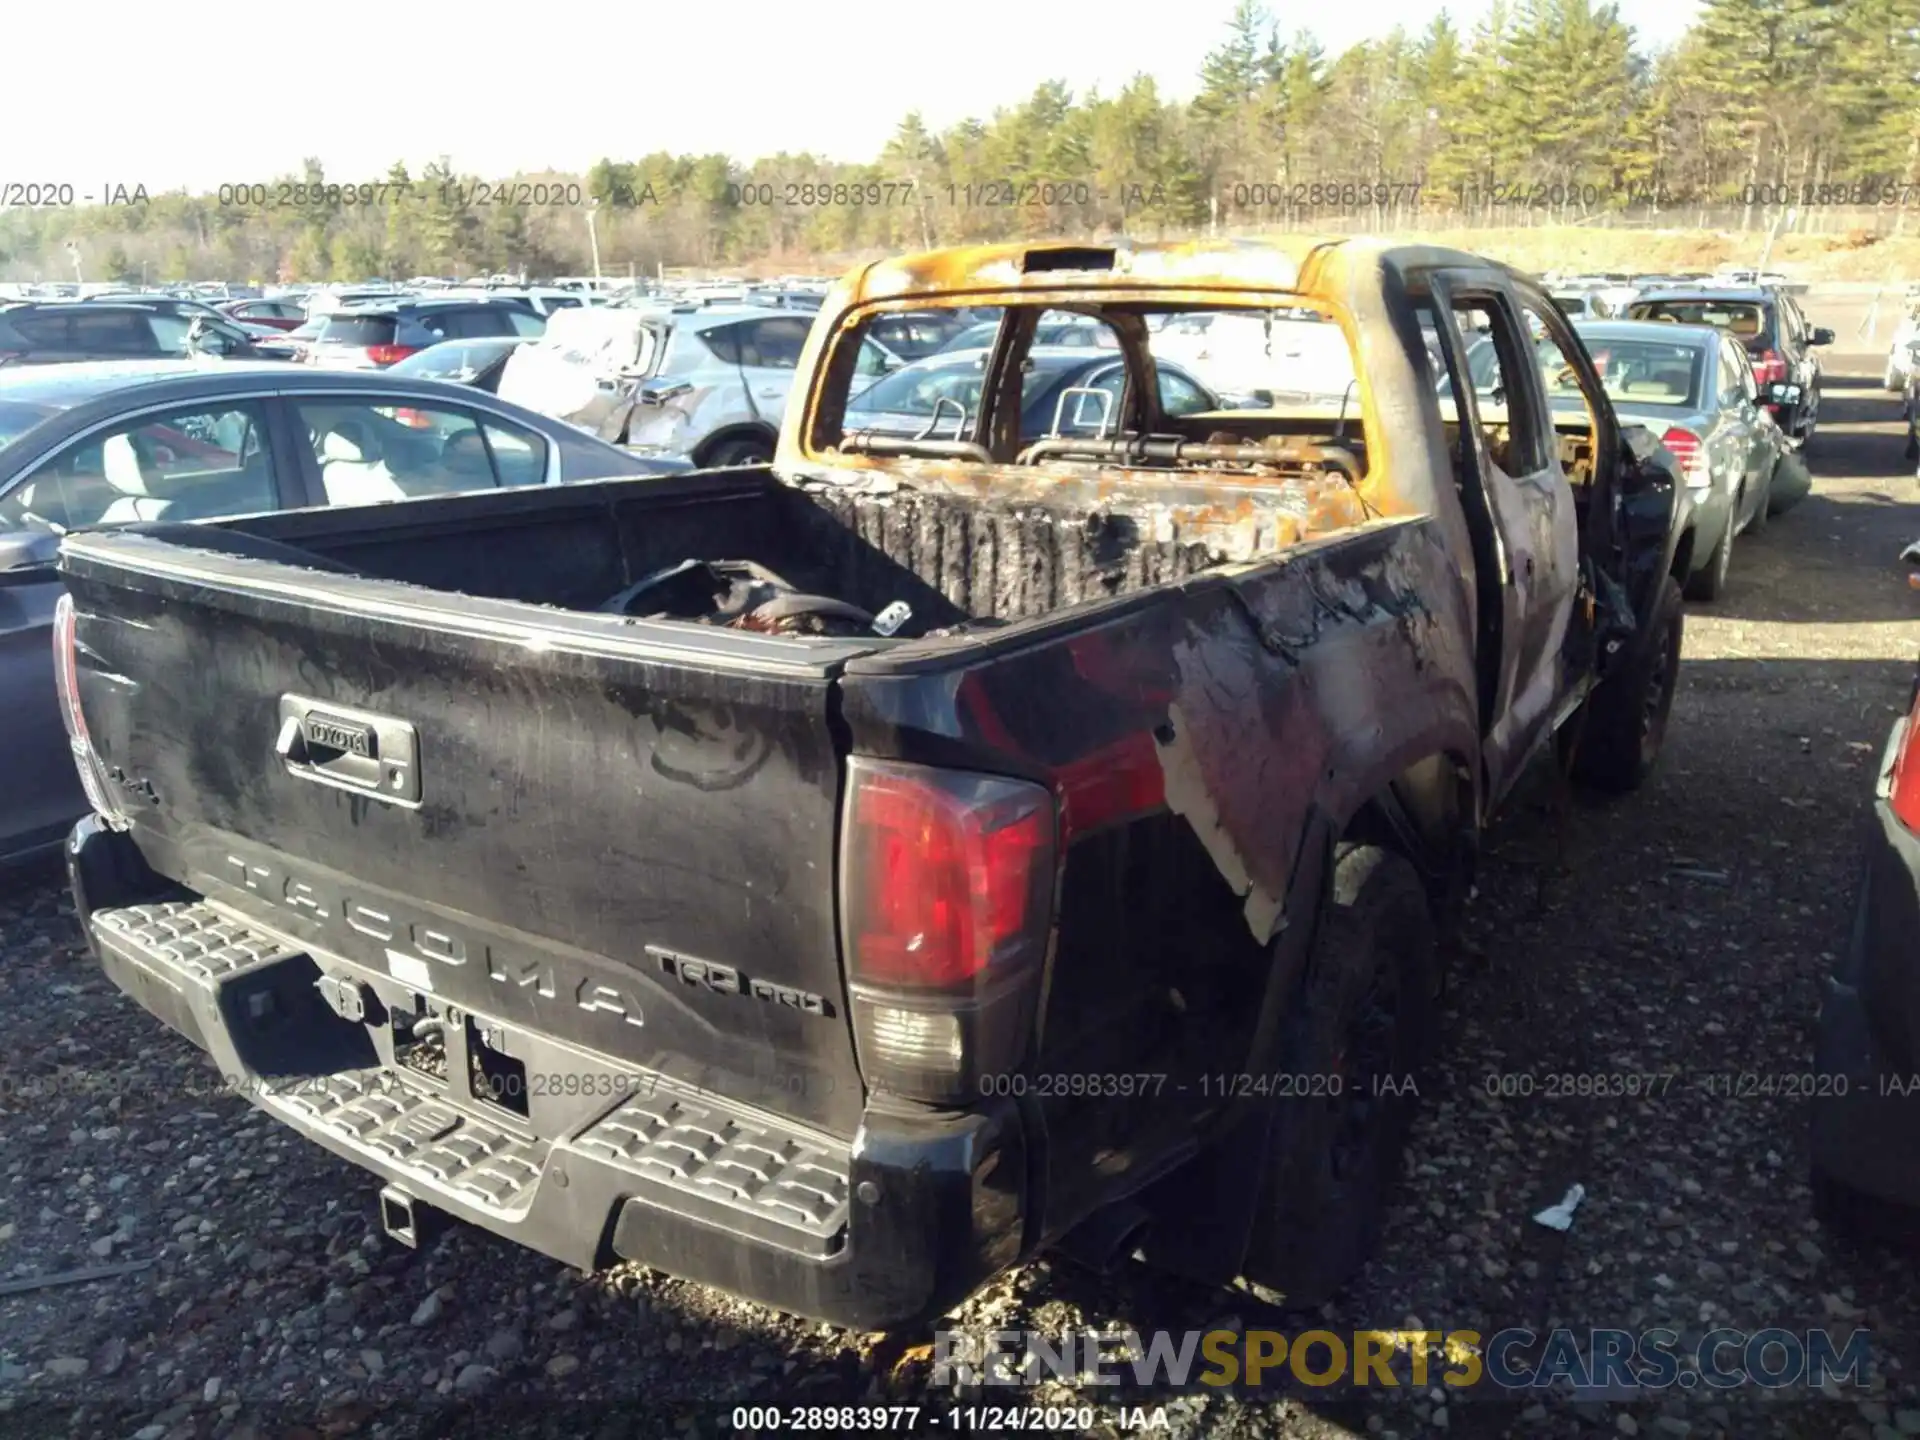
[
  {"left": 1562, "top": 338, "right": 1704, "bottom": 407},
  {"left": 818, "top": 299, "right": 1370, "bottom": 489},
  {"left": 1627, "top": 300, "right": 1768, "bottom": 340}
]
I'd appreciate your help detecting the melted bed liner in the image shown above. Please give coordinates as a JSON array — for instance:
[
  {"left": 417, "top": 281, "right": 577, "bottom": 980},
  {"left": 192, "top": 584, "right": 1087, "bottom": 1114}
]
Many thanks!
[{"left": 782, "top": 484, "right": 1227, "bottom": 629}]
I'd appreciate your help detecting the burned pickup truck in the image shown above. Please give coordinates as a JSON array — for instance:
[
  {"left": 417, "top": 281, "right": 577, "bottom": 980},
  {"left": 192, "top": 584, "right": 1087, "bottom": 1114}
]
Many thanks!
[{"left": 59, "top": 238, "right": 1689, "bottom": 1328}]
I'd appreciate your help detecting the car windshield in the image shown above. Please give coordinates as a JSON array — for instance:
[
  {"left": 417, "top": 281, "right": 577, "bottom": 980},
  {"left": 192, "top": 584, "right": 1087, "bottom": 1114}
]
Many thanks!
[{"left": 1557, "top": 337, "right": 1702, "bottom": 406}]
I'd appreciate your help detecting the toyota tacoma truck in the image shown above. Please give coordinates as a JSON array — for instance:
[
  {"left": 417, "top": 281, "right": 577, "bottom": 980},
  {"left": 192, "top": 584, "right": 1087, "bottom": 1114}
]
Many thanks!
[{"left": 58, "top": 238, "right": 1690, "bottom": 1328}]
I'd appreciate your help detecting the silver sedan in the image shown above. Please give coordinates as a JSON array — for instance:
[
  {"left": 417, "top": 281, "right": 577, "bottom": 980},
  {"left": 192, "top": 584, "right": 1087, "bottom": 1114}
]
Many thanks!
[{"left": 1562, "top": 320, "right": 1784, "bottom": 602}]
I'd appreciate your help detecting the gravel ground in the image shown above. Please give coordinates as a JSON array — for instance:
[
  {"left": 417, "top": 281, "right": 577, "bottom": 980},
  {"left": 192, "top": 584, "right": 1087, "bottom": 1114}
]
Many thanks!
[{"left": 2, "top": 360, "right": 1917, "bottom": 1440}]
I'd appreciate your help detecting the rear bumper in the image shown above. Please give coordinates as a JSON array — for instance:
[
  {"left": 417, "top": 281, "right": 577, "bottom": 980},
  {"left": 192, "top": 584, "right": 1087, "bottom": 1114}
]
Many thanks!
[
  {"left": 67, "top": 817, "right": 1027, "bottom": 1329},
  {"left": 1811, "top": 800, "right": 1920, "bottom": 1203}
]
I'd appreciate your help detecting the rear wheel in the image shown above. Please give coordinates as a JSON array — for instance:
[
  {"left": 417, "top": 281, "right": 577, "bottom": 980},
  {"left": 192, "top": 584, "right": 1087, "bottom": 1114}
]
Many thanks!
[
  {"left": 1683, "top": 506, "right": 1733, "bottom": 602},
  {"left": 1239, "top": 845, "right": 1438, "bottom": 1308},
  {"left": 1566, "top": 574, "right": 1684, "bottom": 794}
]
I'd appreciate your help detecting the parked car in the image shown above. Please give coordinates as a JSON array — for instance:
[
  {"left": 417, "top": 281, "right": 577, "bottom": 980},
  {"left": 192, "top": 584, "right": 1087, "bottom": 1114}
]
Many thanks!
[
  {"left": 497, "top": 304, "right": 903, "bottom": 466},
  {"left": 0, "top": 301, "right": 264, "bottom": 365},
  {"left": 1813, "top": 662, "right": 1920, "bottom": 1235},
  {"left": 1905, "top": 342, "right": 1920, "bottom": 466},
  {"left": 57, "top": 239, "right": 1689, "bottom": 1328},
  {"left": 220, "top": 298, "right": 308, "bottom": 331},
  {"left": 308, "top": 299, "right": 546, "bottom": 371},
  {"left": 1885, "top": 299, "right": 1920, "bottom": 393},
  {"left": 1626, "top": 286, "right": 1831, "bottom": 444},
  {"left": 78, "top": 298, "right": 285, "bottom": 356},
  {"left": 0, "top": 361, "right": 688, "bottom": 862},
  {"left": 386, "top": 337, "right": 532, "bottom": 394},
  {"left": 1562, "top": 320, "right": 1783, "bottom": 601},
  {"left": 842, "top": 345, "right": 1220, "bottom": 438}
]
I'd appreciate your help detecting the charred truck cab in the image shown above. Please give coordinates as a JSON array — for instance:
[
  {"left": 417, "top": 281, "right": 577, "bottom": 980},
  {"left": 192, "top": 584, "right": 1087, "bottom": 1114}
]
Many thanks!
[{"left": 62, "top": 238, "right": 1686, "bottom": 1327}]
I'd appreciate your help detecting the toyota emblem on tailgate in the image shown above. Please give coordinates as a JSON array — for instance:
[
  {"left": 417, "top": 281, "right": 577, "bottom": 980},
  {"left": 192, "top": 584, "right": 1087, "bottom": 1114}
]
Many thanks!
[{"left": 304, "top": 714, "right": 375, "bottom": 757}]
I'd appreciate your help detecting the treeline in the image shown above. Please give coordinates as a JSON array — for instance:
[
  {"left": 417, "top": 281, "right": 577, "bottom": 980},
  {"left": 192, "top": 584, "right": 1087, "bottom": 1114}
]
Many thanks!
[{"left": 2, "top": 0, "right": 1917, "bottom": 284}]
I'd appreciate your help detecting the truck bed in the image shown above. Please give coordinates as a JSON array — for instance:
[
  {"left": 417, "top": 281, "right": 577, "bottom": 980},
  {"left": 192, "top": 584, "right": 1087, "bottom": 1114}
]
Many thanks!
[{"left": 144, "top": 463, "right": 1365, "bottom": 633}]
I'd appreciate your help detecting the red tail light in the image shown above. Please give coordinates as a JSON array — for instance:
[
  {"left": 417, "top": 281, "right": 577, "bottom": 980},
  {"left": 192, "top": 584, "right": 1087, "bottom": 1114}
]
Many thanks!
[
  {"left": 391, "top": 407, "right": 434, "bottom": 428},
  {"left": 1660, "top": 426, "right": 1707, "bottom": 483},
  {"left": 844, "top": 761, "right": 1054, "bottom": 989},
  {"left": 842, "top": 758, "right": 1057, "bottom": 1103},
  {"left": 52, "top": 593, "right": 126, "bottom": 827},
  {"left": 1751, "top": 350, "right": 1788, "bottom": 387},
  {"left": 1889, "top": 688, "right": 1920, "bottom": 834},
  {"left": 365, "top": 344, "right": 418, "bottom": 366}
]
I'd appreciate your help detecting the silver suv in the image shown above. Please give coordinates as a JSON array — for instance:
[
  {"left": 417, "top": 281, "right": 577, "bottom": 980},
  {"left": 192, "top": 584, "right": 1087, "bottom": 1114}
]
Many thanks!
[{"left": 497, "top": 302, "right": 901, "bottom": 466}]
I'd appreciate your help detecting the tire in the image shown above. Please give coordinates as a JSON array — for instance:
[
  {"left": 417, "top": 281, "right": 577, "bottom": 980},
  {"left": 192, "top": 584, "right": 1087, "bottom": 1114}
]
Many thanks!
[
  {"left": 704, "top": 436, "right": 774, "bottom": 468},
  {"left": 1239, "top": 845, "right": 1438, "bottom": 1308},
  {"left": 1683, "top": 505, "right": 1734, "bottom": 602},
  {"left": 1768, "top": 449, "right": 1814, "bottom": 515},
  {"left": 1566, "top": 573, "right": 1684, "bottom": 794}
]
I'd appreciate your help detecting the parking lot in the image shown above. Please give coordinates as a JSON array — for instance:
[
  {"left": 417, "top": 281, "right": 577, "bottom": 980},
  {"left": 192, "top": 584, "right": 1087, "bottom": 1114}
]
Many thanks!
[{"left": 1, "top": 322, "right": 1917, "bottom": 1440}]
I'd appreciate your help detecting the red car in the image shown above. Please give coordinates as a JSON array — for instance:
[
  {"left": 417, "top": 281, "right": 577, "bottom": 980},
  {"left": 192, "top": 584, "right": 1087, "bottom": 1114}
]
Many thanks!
[
  {"left": 218, "top": 298, "right": 307, "bottom": 331},
  {"left": 1813, "top": 658, "right": 1920, "bottom": 1234}
]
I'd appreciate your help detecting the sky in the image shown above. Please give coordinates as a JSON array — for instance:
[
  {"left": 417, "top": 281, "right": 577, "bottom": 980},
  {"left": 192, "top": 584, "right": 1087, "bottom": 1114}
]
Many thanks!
[{"left": 4, "top": 0, "right": 1704, "bottom": 195}]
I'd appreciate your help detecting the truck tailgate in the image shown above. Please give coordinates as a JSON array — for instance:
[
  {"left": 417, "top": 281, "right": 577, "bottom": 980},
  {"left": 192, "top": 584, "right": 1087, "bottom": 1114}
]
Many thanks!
[{"left": 61, "top": 533, "right": 865, "bottom": 1136}]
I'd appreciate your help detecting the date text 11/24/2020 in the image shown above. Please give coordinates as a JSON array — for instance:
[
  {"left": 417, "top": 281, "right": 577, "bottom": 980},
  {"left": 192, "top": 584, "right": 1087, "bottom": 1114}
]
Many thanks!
[{"left": 974, "top": 1072, "right": 1419, "bottom": 1100}]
